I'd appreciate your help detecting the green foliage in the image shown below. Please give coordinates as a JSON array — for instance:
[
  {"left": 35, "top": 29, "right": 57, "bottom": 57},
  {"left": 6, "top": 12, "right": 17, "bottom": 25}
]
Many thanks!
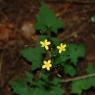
[
  {"left": 10, "top": 79, "right": 44, "bottom": 95},
  {"left": 71, "top": 64, "right": 95, "bottom": 94},
  {"left": 52, "top": 77, "right": 61, "bottom": 86},
  {"left": 91, "top": 15, "right": 95, "bottom": 22},
  {"left": 64, "top": 64, "right": 77, "bottom": 77},
  {"left": 51, "top": 37, "right": 61, "bottom": 47},
  {"left": 49, "top": 86, "right": 64, "bottom": 95},
  {"left": 25, "top": 72, "right": 33, "bottom": 83},
  {"left": 10, "top": 72, "right": 64, "bottom": 95},
  {"left": 10, "top": 79, "right": 28, "bottom": 95},
  {"left": 39, "top": 35, "right": 48, "bottom": 41},
  {"left": 86, "top": 64, "right": 95, "bottom": 74},
  {"left": 68, "top": 44, "right": 86, "bottom": 65},
  {"left": 35, "top": 2, "right": 64, "bottom": 33},
  {"left": 49, "top": 77, "right": 64, "bottom": 95},
  {"left": 71, "top": 80, "right": 85, "bottom": 94},
  {"left": 40, "top": 72, "right": 50, "bottom": 82},
  {"left": 71, "top": 77, "right": 95, "bottom": 95},
  {"left": 31, "top": 88, "right": 45, "bottom": 95},
  {"left": 52, "top": 44, "right": 68, "bottom": 65},
  {"left": 53, "top": 43, "right": 85, "bottom": 66},
  {"left": 20, "top": 47, "right": 44, "bottom": 69}
]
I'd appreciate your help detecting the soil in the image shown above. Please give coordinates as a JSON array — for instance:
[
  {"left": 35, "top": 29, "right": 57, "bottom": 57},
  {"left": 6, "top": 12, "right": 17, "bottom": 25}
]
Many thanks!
[{"left": 0, "top": 0, "right": 95, "bottom": 95}]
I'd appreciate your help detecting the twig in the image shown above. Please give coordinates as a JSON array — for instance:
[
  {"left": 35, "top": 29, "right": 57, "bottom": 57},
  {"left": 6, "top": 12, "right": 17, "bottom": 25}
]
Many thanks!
[{"left": 62, "top": 73, "right": 95, "bottom": 83}]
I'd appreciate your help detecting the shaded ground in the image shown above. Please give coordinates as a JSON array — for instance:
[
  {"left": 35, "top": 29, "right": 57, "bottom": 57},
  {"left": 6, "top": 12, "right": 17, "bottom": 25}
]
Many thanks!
[{"left": 0, "top": 0, "right": 95, "bottom": 95}]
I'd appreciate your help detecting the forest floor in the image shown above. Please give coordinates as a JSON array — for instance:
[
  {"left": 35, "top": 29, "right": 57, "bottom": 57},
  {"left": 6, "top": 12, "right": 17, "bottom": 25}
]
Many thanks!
[{"left": 0, "top": 0, "right": 95, "bottom": 95}]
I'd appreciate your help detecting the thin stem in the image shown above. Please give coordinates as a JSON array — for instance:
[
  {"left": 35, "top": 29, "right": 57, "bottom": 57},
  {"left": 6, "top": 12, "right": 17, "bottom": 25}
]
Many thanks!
[{"left": 62, "top": 73, "right": 95, "bottom": 83}]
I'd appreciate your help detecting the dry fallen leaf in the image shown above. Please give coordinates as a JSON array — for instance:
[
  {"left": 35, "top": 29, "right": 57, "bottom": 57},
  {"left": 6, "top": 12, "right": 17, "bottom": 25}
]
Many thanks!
[
  {"left": 0, "top": 27, "right": 11, "bottom": 41},
  {"left": 0, "top": 22, "right": 16, "bottom": 42},
  {"left": 21, "top": 21, "right": 36, "bottom": 40}
]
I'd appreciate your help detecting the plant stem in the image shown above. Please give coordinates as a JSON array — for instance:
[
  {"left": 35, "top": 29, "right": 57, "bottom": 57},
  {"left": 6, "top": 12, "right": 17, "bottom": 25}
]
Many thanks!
[{"left": 62, "top": 73, "right": 95, "bottom": 83}]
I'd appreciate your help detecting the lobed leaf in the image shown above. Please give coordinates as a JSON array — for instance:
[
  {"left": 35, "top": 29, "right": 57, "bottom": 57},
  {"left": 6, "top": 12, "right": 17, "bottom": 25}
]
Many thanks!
[
  {"left": 20, "top": 47, "right": 44, "bottom": 70},
  {"left": 35, "top": 2, "right": 64, "bottom": 33},
  {"left": 64, "top": 64, "right": 77, "bottom": 77},
  {"left": 68, "top": 44, "right": 86, "bottom": 65},
  {"left": 86, "top": 64, "right": 95, "bottom": 74},
  {"left": 71, "top": 77, "right": 95, "bottom": 94}
]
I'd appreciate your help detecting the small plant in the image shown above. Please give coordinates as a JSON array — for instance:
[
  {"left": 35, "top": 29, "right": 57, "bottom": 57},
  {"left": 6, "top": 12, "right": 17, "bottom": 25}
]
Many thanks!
[
  {"left": 9, "top": 2, "right": 95, "bottom": 95},
  {"left": 91, "top": 15, "right": 95, "bottom": 23}
]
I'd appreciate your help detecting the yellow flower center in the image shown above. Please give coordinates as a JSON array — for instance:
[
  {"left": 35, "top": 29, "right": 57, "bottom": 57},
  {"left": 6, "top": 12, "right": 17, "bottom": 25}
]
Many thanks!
[
  {"left": 40, "top": 39, "right": 51, "bottom": 50},
  {"left": 42, "top": 60, "right": 52, "bottom": 71},
  {"left": 57, "top": 43, "right": 66, "bottom": 53}
]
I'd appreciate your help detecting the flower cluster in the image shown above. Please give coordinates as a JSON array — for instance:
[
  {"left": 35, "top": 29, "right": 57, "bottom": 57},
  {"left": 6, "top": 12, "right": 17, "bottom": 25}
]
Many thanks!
[{"left": 40, "top": 39, "right": 66, "bottom": 71}]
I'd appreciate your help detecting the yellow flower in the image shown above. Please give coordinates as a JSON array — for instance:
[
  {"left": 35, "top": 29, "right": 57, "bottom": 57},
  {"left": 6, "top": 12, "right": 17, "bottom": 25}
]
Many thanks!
[
  {"left": 57, "top": 43, "right": 66, "bottom": 53},
  {"left": 42, "top": 60, "right": 52, "bottom": 71},
  {"left": 40, "top": 39, "right": 51, "bottom": 50}
]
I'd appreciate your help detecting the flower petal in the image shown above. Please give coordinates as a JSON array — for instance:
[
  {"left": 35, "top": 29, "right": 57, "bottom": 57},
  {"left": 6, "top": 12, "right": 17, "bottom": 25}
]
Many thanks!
[
  {"left": 49, "top": 64, "right": 52, "bottom": 67},
  {"left": 42, "top": 65, "right": 46, "bottom": 69},
  {"left": 45, "top": 46, "right": 49, "bottom": 50},
  {"left": 57, "top": 46, "right": 60, "bottom": 49},
  {"left": 40, "top": 41, "right": 43, "bottom": 45},
  {"left": 48, "top": 60, "right": 51, "bottom": 63},
  {"left": 47, "top": 67, "right": 50, "bottom": 71},
  {"left": 64, "top": 44, "right": 66, "bottom": 47},
  {"left": 47, "top": 42, "right": 51, "bottom": 45},
  {"left": 43, "top": 60, "right": 47, "bottom": 64}
]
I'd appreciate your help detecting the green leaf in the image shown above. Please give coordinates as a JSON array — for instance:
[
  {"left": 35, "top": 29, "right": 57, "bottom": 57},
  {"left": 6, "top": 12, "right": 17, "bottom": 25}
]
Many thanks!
[
  {"left": 35, "top": 2, "right": 64, "bottom": 33},
  {"left": 46, "top": 37, "right": 61, "bottom": 59},
  {"left": 91, "top": 15, "right": 95, "bottom": 22},
  {"left": 54, "top": 58, "right": 61, "bottom": 65},
  {"left": 52, "top": 77, "right": 61, "bottom": 86},
  {"left": 71, "top": 80, "right": 85, "bottom": 94},
  {"left": 53, "top": 46, "right": 69, "bottom": 65},
  {"left": 51, "top": 37, "right": 61, "bottom": 46},
  {"left": 41, "top": 72, "right": 49, "bottom": 81},
  {"left": 26, "top": 72, "right": 33, "bottom": 83},
  {"left": 32, "top": 88, "right": 46, "bottom": 95},
  {"left": 10, "top": 77, "right": 64, "bottom": 95},
  {"left": 20, "top": 47, "right": 44, "bottom": 70},
  {"left": 84, "top": 77, "right": 95, "bottom": 89},
  {"left": 35, "top": 79, "right": 44, "bottom": 87},
  {"left": 64, "top": 64, "right": 77, "bottom": 77},
  {"left": 68, "top": 44, "right": 86, "bottom": 65},
  {"left": 53, "top": 43, "right": 86, "bottom": 65},
  {"left": 86, "top": 64, "right": 95, "bottom": 74},
  {"left": 54, "top": 53, "right": 69, "bottom": 65},
  {"left": 39, "top": 35, "right": 48, "bottom": 41},
  {"left": 10, "top": 79, "right": 28, "bottom": 95},
  {"left": 31, "top": 87, "right": 64, "bottom": 95},
  {"left": 50, "top": 78, "right": 64, "bottom": 95},
  {"left": 49, "top": 87, "right": 64, "bottom": 95},
  {"left": 71, "top": 77, "right": 95, "bottom": 94}
]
